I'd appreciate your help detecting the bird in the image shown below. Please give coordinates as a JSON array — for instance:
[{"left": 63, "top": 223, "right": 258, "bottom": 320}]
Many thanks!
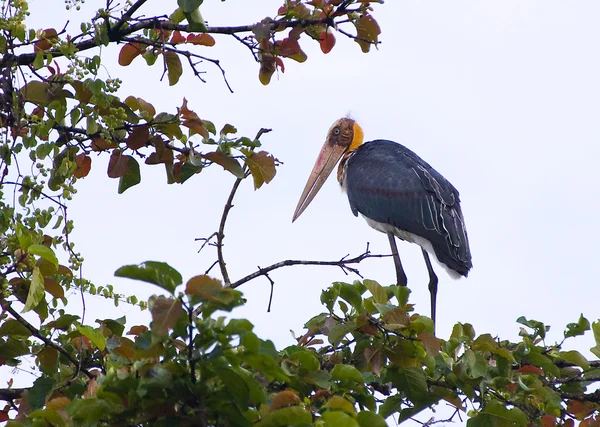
[{"left": 292, "top": 117, "right": 472, "bottom": 326}]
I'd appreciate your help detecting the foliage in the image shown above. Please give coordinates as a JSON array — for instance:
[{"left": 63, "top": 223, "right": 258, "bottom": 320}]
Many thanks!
[{"left": 0, "top": 0, "right": 598, "bottom": 426}]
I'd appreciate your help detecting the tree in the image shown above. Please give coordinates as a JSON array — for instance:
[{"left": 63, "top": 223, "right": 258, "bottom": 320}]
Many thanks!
[{"left": 0, "top": 1, "right": 599, "bottom": 425}]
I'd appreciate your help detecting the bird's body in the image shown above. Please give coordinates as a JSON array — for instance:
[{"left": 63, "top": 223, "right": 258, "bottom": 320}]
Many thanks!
[
  {"left": 293, "top": 117, "right": 472, "bottom": 325},
  {"left": 339, "top": 140, "right": 472, "bottom": 277}
]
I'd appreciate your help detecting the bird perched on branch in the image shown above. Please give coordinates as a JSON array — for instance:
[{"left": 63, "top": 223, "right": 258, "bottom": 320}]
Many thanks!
[{"left": 292, "top": 117, "right": 472, "bottom": 325}]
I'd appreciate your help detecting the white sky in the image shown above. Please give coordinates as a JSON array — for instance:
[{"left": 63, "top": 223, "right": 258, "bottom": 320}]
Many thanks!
[{"left": 6, "top": 1, "right": 600, "bottom": 425}]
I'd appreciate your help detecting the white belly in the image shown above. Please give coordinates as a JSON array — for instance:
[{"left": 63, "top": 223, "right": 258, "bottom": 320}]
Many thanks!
[{"left": 361, "top": 215, "right": 462, "bottom": 280}]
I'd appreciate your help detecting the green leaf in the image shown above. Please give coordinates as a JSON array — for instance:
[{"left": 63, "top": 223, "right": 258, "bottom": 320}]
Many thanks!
[
  {"left": 115, "top": 261, "right": 182, "bottom": 294},
  {"left": 558, "top": 350, "right": 590, "bottom": 370},
  {"left": 305, "top": 370, "right": 331, "bottom": 389},
  {"left": 76, "top": 325, "right": 106, "bottom": 351},
  {"left": 327, "top": 395, "right": 356, "bottom": 416},
  {"left": 28, "top": 244, "right": 58, "bottom": 267},
  {"left": 564, "top": 314, "right": 590, "bottom": 338},
  {"left": 517, "top": 316, "right": 548, "bottom": 340},
  {"left": 219, "top": 123, "right": 237, "bottom": 136},
  {"left": 20, "top": 81, "right": 50, "bottom": 104},
  {"left": 379, "top": 394, "right": 402, "bottom": 418},
  {"left": 467, "top": 399, "right": 528, "bottom": 427},
  {"left": 0, "top": 319, "right": 32, "bottom": 337},
  {"left": 118, "top": 156, "right": 141, "bottom": 193},
  {"left": 245, "top": 151, "right": 277, "bottom": 189},
  {"left": 218, "top": 368, "right": 249, "bottom": 406},
  {"left": 331, "top": 364, "right": 364, "bottom": 384},
  {"left": 526, "top": 351, "right": 560, "bottom": 377},
  {"left": 255, "top": 406, "right": 312, "bottom": 427},
  {"left": 67, "top": 397, "right": 118, "bottom": 425},
  {"left": 363, "top": 279, "right": 388, "bottom": 304},
  {"left": 388, "top": 367, "right": 428, "bottom": 402},
  {"left": 178, "top": 0, "right": 203, "bottom": 14},
  {"left": 165, "top": 51, "right": 183, "bottom": 85},
  {"left": 322, "top": 411, "right": 359, "bottom": 427},
  {"left": 27, "top": 377, "right": 56, "bottom": 410},
  {"left": 591, "top": 321, "right": 600, "bottom": 359},
  {"left": 357, "top": 411, "right": 387, "bottom": 427},
  {"left": 24, "top": 267, "right": 45, "bottom": 312},
  {"left": 335, "top": 282, "right": 362, "bottom": 312}
]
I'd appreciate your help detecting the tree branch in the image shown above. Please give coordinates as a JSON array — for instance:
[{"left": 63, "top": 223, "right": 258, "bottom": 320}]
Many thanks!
[
  {"left": 217, "top": 177, "right": 244, "bottom": 287},
  {"left": 1, "top": 300, "right": 94, "bottom": 379},
  {"left": 0, "top": 388, "right": 26, "bottom": 401},
  {"left": 230, "top": 245, "right": 392, "bottom": 289}
]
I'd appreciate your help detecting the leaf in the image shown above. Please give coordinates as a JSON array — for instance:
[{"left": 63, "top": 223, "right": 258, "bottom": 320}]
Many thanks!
[
  {"left": 591, "top": 321, "right": 600, "bottom": 359},
  {"left": 382, "top": 307, "right": 409, "bottom": 329},
  {"left": 322, "top": 411, "right": 359, "bottom": 427},
  {"left": 559, "top": 350, "right": 591, "bottom": 370},
  {"left": 357, "top": 411, "right": 387, "bottom": 427},
  {"left": 187, "top": 33, "right": 215, "bottom": 46},
  {"left": 245, "top": 151, "right": 277, "bottom": 189},
  {"left": 74, "top": 153, "right": 92, "bottom": 178},
  {"left": 91, "top": 137, "right": 117, "bottom": 151},
  {"left": 118, "top": 43, "right": 145, "bottom": 66},
  {"left": 255, "top": 406, "right": 312, "bottom": 427},
  {"left": 270, "top": 390, "right": 301, "bottom": 411},
  {"left": 20, "top": 81, "right": 50, "bottom": 104},
  {"left": 319, "top": 30, "right": 336, "bottom": 54},
  {"left": 326, "top": 395, "right": 356, "bottom": 416},
  {"left": 126, "top": 325, "right": 148, "bottom": 336},
  {"left": 125, "top": 125, "right": 149, "bottom": 150},
  {"left": 220, "top": 123, "right": 237, "bottom": 136},
  {"left": 165, "top": 51, "right": 183, "bottom": 86},
  {"left": 354, "top": 14, "right": 381, "bottom": 53},
  {"left": 150, "top": 296, "right": 183, "bottom": 336},
  {"left": 564, "top": 314, "right": 590, "bottom": 338},
  {"left": 517, "top": 365, "right": 543, "bottom": 375},
  {"left": 115, "top": 261, "right": 182, "bottom": 294},
  {"left": 24, "top": 266, "right": 45, "bottom": 312},
  {"left": 44, "top": 278, "right": 64, "bottom": 299},
  {"left": 388, "top": 368, "right": 428, "bottom": 402},
  {"left": 28, "top": 244, "right": 58, "bottom": 267},
  {"left": 331, "top": 364, "right": 364, "bottom": 384},
  {"left": 34, "top": 28, "right": 58, "bottom": 52},
  {"left": 0, "top": 319, "right": 31, "bottom": 337},
  {"left": 363, "top": 279, "right": 388, "bottom": 304},
  {"left": 27, "top": 376, "right": 56, "bottom": 410},
  {"left": 76, "top": 325, "right": 106, "bottom": 351},
  {"left": 467, "top": 399, "right": 528, "bottom": 427},
  {"left": 118, "top": 156, "right": 141, "bottom": 193},
  {"left": 204, "top": 151, "right": 245, "bottom": 178},
  {"left": 170, "top": 30, "right": 186, "bottom": 44},
  {"left": 107, "top": 150, "right": 128, "bottom": 178}
]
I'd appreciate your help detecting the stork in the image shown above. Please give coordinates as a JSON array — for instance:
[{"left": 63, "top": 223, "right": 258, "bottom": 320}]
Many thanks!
[{"left": 292, "top": 117, "right": 472, "bottom": 325}]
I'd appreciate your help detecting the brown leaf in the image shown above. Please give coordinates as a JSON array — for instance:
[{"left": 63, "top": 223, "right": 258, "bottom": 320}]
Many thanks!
[
  {"left": 259, "top": 53, "right": 276, "bottom": 85},
  {"left": 84, "top": 378, "right": 99, "bottom": 398},
  {"left": 44, "top": 278, "right": 64, "bottom": 299},
  {"left": 179, "top": 98, "right": 208, "bottom": 138},
  {"left": 74, "top": 153, "right": 91, "bottom": 178},
  {"left": 269, "top": 390, "right": 301, "bottom": 411},
  {"left": 245, "top": 151, "right": 276, "bottom": 189},
  {"left": 364, "top": 345, "right": 383, "bottom": 376},
  {"left": 418, "top": 331, "right": 440, "bottom": 356},
  {"left": 34, "top": 28, "right": 58, "bottom": 52},
  {"left": 204, "top": 151, "right": 245, "bottom": 178},
  {"left": 118, "top": 43, "right": 145, "bottom": 66},
  {"left": 127, "top": 325, "right": 149, "bottom": 336},
  {"left": 170, "top": 30, "right": 186, "bottom": 44},
  {"left": 165, "top": 51, "right": 183, "bottom": 86},
  {"left": 187, "top": 33, "right": 215, "bottom": 46},
  {"left": 185, "top": 275, "right": 223, "bottom": 300},
  {"left": 37, "top": 347, "right": 58, "bottom": 372},
  {"left": 382, "top": 307, "right": 410, "bottom": 330},
  {"left": 517, "top": 364, "right": 543, "bottom": 375},
  {"left": 137, "top": 98, "right": 156, "bottom": 117},
  {"left": 107, "top": 150, "right": 128, "bottom": 178},
  {"left": 91, "top": 137, "right": 117, "bottom": 151},
  {"left": 46, "top": 396, "right": 70, "bottom": 411},
  {"left": 567, "top": 400, "right": 595, "bottom": 419},
  {"left": 150, "top": 296, "right": 183, "bottom": 336},
  {"left": 541, "top": 415, "right": 557, "bottom": 427},
  {"left": 319, "top": 30, "right": 336, "bottom": 54},
  {"left": 126, "top": 125, "right": 150, "bottom": 150}
]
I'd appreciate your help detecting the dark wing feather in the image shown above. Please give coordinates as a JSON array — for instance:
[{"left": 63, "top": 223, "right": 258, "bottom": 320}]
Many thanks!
[{"left": 345, "top": 140, "right": 472, "bottom": 276}]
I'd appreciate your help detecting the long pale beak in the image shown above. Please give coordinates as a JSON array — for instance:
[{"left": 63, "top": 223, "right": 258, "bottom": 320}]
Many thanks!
[{"left": 292, "top": 142, "right": 347, "bottom": 222}]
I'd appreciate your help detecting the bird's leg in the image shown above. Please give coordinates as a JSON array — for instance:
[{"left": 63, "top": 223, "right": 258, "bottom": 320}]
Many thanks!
[
  {"left": 387, "top": 232, "right": 407, "bottom": 287},
  {"left": 421, "top": 249, "right": 438, "bottom": 329}
]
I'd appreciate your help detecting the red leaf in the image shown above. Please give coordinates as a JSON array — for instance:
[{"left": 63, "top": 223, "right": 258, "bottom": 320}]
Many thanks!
[
  {"left": 186, "top": 33, "right": 216, "bottom": 46},
  {"left": 126, "top": 325, "right": 148, "bottom": 336},
  {"left": 541, "top": 415, "right": 557, "bottom": 427},
  {"left": 319, "top": 30, "right": 336, "bottom": 54},
  {"left": 0, "top": 410, "right": 9, "bottom": 422},
  {"left": 125, "top": 125, "right": 150, "bottom": 150},
  {"left": 118, "top": 43, "right": 145, "bottom": 66},
  {"left": 91, "top": 137, "right": 117, "bottom": 151},
  {"left": 74, "top": 153, "right": 91, "bottom": 178},
  {"left": 107, "top": 150, "right": 129, "bottom": 178},
  {"left": 170, "top": 30, "right": 186, "bottom": 44},
  {"left": 517, "top": 364, "right": 543, "bottom": 375}
]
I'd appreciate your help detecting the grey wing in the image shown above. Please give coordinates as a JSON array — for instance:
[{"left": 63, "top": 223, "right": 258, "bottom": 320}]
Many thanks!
[{"left": 346, "top": 140, "right": 472, "bottom": 276}]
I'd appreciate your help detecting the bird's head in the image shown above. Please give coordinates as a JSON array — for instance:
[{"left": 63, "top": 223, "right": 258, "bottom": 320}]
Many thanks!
[{"left": 292, "top": 117, "right": 364, "bottom": 222}]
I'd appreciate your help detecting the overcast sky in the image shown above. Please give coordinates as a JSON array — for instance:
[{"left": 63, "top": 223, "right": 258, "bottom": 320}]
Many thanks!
[{"left": 10, "top": 1, "right": 600, "bottom": 425}]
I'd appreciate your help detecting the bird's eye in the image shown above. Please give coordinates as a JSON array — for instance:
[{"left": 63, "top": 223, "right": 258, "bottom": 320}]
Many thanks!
[{"left": 333, "top": 128, "right": 340, "bottom": 135}]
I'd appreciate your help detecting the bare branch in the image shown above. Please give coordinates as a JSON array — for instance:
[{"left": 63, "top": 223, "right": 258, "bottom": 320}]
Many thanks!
[
  {"left": 231, "top": 245, "right": 392, "bottom": 289},
  {"left": 111, "top": 0, "right": 148, "bottom": 35},
  {"left": 218, "top": 177, "right": 244, "bottom": 287},
  {"left": 0, "top": 388, "right": 26, "bottom": 401}
]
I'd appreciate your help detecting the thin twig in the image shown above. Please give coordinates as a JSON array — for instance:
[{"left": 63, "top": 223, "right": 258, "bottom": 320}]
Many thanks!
[
  {"left": 111, "top": 0, "right": 148, "bottom": 35},
  {"left": 1, "top": 300, "right": 94, "bottom": 379}
]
